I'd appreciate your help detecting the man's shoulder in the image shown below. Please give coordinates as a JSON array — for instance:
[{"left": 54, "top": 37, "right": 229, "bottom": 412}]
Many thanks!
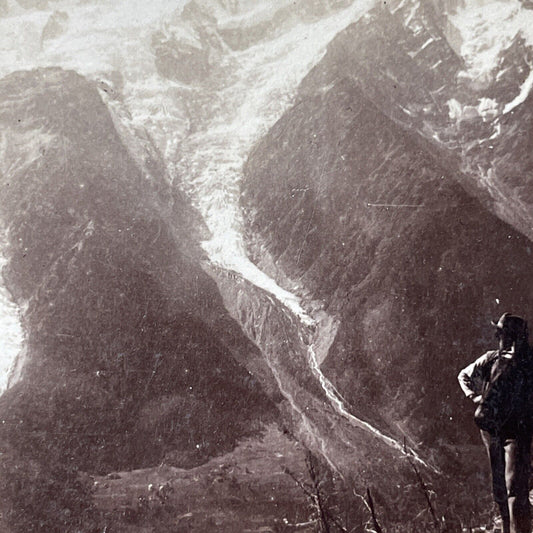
[{"left": 477, "top": 350, "right": 499, "bottom": 365}]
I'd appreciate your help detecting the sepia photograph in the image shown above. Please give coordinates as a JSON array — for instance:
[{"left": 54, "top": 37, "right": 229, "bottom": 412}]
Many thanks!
[{"left": 1, "top": 0, "right": 533, "bottom": 531}]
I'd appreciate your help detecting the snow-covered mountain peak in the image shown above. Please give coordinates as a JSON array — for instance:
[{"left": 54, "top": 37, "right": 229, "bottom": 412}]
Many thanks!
[
  {"left": 450, "top": 0, "right": 533, "bottom": 87},
  {"left": 0, "top": 0, "right": 185, "bottom": 80}
]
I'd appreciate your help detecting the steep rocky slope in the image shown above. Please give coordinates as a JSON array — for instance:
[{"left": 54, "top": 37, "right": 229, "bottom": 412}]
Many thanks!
[
  {"left": 0, "top": 67, "right": 277, "bottom": 531},
  {"left": 242, "top": 4, "right": 533, "bottom": 450}
]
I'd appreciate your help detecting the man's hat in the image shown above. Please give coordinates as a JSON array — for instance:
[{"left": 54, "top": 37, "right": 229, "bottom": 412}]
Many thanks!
[{"left": 491, "top": 312, "right": 528, "bottom": 339}]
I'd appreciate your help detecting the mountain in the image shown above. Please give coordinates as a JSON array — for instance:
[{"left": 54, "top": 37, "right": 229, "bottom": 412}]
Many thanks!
[
  {"left": 2, "top": 0, "right": 533, "bottom": 531},
  {"left": 0, "top": 67, "right": 277, "bottom": 532},
  {"left": 242, "top": 0, "right": 533, "bottom": 459}
]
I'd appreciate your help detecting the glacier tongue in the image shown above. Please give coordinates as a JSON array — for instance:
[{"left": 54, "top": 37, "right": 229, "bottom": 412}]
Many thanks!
[{"left": 173, "top": 1, "right": 375, "bottom": 320}]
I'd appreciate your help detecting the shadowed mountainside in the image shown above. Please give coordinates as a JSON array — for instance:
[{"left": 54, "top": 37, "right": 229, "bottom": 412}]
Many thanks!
[
  {"left": 0, "top": 67, "right": 277, "bottom": 531},
  {"left": 242, "top": 7, "right": 533, "bottom": 451}
]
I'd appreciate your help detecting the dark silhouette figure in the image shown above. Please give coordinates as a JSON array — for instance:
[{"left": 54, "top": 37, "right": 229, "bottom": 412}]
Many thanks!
[{"left": 458, "top": 313, "right": 533, "bottom": 533}]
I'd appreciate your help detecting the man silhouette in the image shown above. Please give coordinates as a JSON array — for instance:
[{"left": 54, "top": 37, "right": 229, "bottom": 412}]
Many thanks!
[{"left": 458, "top": 313, "right": 533, "bottom": 533}]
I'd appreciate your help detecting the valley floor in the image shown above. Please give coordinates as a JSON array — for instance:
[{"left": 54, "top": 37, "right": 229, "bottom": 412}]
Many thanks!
[{"left": 92, "top": 425, "right": 315, "bottom": 532}]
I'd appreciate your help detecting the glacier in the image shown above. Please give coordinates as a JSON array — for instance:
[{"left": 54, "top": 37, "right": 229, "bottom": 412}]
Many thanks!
[
  {"left": 0, "top": 0, "right": 433, "bottom": 469},
  {"left": 0, "top": 0, "right": 374, "bottom": 392}
]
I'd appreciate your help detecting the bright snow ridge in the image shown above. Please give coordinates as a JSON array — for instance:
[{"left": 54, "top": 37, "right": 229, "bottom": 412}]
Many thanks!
[{"left": 451, "top": 0, "right": 533, "bottom": 84}]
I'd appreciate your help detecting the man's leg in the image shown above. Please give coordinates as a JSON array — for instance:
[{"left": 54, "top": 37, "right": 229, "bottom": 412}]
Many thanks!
[
  {"left": 481, "top": 430, "right": 510, "bottom": 533},
  {"left": 504, "top": 433, "right": 532, "bottom": 533}
]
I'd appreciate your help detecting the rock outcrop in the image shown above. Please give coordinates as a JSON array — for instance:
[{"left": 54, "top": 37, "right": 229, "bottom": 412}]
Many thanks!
[{"left": 41, "top": 10, "right": 69, "bottom": 45}]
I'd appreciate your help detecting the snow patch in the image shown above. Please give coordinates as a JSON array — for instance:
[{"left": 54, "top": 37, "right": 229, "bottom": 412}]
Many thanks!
[
  {"left": 450, "top": 0, "right": 533, "bottom": 85},
  {"left": 420, "top": 37, "right": 434, "bottom": 50},
  {"left": 0, "top": 233, "right": 23, "bottom": 395},
  {"left": 503, "top": 67, "right": 533, "bottom": 113},
  {"left": 447, "top": 98, "right": 478, "bottom": 121},
  {"left": 477, "top": 97, "right": 499, "bottom": 121},
  {"left": 446, "top": 96, "right": 499, "bottom": 123},
  {"left": 403, "top": 3, "right": 418, "bottom": 28},
  {"left": 489, "top": 122, "right": 501, "bottom": 139}
]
